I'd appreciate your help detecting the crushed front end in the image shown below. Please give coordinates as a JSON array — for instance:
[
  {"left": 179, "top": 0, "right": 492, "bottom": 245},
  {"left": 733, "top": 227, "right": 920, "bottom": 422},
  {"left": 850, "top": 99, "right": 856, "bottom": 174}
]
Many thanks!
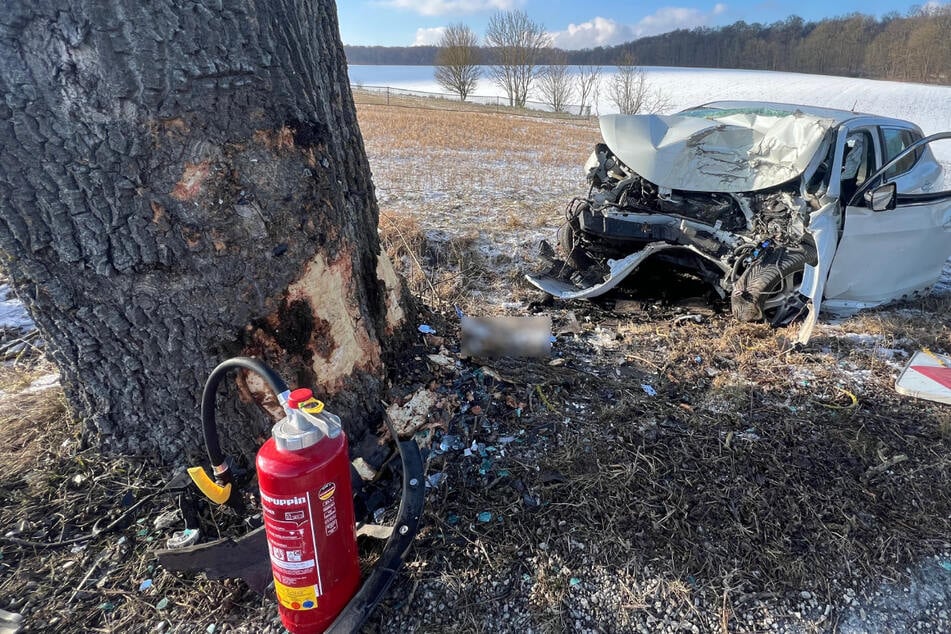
[{"left": 528, "top": 109, "right": 834, "bottom": 324}]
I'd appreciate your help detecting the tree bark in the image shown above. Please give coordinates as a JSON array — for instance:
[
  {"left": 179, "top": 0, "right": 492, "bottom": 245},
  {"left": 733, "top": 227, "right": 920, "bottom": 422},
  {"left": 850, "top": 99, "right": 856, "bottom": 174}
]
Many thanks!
[{"left": 0, "top": 1, "right": 413, "bottom": 464}]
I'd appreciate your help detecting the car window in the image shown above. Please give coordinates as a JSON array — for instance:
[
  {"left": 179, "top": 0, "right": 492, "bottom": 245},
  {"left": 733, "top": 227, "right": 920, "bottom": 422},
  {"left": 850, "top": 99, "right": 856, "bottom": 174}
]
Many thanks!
[
  {"left": 839, "top": 129, "right": 877, "bottom": 203},
  {"left": 881, "top": 127, "right": 922, "bottom": 179}
]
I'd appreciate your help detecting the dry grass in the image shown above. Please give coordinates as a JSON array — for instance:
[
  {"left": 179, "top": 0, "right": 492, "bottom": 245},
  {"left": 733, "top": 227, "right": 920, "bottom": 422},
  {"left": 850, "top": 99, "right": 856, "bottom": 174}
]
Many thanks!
[
  {"left": 0, "top": 357, "right": 273, "bottom": 632},
  {"left": 536, "top": 314, "right": 951, "bottom": 596},
  {"left": 362, "top": 103, "right": 600, "bottom": 315},
  {"left": 378, "top": 211, "right": 487, "bottom": 311},
  {"left": 847, "top": 295, "right": 951, "bottom": 349},
  {"left": 356, "top": 103, "right": 598, "bottom": 163},
  {"left": 0, "top": 358, "right": 69, "bottom": 480},
  {"left": 352, "top": 88, "right": 588, "bottom": 123},
  {"left": 358, "top": 104, "right": 599, "bottom": 247}
]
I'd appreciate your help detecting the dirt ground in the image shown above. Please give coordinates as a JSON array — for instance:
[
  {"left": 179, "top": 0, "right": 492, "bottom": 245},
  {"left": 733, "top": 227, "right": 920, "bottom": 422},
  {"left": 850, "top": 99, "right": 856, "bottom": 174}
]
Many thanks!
[{"left": 1, "top": 103, "right": 950, "bottom": 633}]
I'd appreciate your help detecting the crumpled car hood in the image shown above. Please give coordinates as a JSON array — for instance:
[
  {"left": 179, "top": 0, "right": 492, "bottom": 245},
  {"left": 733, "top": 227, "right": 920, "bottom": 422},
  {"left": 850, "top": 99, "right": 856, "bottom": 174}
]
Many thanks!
[{"left": 599, "top": 109, "right": 836, "bottom": 193}]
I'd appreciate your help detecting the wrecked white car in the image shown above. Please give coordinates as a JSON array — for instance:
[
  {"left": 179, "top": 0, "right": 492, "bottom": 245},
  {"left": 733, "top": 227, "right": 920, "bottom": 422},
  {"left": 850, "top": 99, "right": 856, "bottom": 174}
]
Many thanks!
[{"left": 528, "top": 101, "right": 951, "bottom": 341}]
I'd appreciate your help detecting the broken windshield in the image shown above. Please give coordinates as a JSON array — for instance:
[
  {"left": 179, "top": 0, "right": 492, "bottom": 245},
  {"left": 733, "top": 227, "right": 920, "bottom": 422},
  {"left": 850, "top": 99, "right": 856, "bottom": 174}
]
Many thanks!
[{"left": 679, "top": 106, "right": 798, "bottom": 119}]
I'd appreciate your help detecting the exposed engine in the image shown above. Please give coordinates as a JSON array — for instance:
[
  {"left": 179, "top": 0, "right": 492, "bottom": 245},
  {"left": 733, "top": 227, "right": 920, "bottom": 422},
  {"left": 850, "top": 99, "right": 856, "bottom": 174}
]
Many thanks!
[
  {"left": 582, "top": 143, "right": 810, "bottom": 252},
  {"left": 556, "top": 143, "right": 816, "bottom": 324}
]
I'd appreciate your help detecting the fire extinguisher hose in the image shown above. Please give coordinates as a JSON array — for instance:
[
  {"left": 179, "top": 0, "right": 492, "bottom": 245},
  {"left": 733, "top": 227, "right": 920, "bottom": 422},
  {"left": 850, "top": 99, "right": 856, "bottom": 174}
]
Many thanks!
[{"left": 201, "top": 356, "right": 290, "bottom": 478}]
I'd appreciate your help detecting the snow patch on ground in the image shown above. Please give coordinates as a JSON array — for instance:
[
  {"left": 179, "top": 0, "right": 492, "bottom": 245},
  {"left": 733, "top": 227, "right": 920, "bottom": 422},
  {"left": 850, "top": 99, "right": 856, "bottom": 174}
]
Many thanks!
[
  {"left": 0, "top": 284, "right": 34, "bottom": 333},
  {"left": 0, "top": 372, "right": 60, "bottom": 400},
  {"left": 21, "top": 373, "right": 60, "bottom": 394},
  {"left": 817, "top": 326, "right": 916, "bottom": 373},
  {"left": 836, "top": 553, "right": 951, "bottom": 634},
  {"left": 935, "top": 259, "right": 951, "bottom": 295}
]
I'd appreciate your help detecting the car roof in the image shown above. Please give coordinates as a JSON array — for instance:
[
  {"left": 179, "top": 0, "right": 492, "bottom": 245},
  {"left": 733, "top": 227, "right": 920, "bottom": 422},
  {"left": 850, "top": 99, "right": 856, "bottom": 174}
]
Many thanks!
[{"left": 693, "top": 100, "right": 917, "bottom": 129}]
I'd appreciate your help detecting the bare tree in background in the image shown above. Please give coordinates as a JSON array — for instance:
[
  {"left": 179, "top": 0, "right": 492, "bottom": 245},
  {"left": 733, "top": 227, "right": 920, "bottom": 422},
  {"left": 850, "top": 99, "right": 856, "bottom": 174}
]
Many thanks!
[
  {"left": 575, "top": 65, "right": 601, "bottom": 116},
  {"left": 434, "top": 23, "right": 481, "bottom": 101},
  {"left": 609, "top": 55, "right": 669, "bottom": 115},
  {"left": 485, "top": 10, "right": 551, "bottom": 107},
  {"left": 536, "top": 53, "right": 573, "bottom": 113}
]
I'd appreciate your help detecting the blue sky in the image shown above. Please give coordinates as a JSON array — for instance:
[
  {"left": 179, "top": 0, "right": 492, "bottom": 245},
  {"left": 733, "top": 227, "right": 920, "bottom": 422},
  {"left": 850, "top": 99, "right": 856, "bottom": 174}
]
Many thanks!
[{"left": 337, "top": 0, "right": 940, "bottom": 48}]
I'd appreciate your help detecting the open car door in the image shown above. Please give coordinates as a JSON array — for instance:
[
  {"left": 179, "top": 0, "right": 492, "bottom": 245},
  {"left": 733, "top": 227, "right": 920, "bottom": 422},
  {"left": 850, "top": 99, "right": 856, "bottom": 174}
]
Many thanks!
[{"left": 824, "top": 132, "right": 951, "bottom": 308}]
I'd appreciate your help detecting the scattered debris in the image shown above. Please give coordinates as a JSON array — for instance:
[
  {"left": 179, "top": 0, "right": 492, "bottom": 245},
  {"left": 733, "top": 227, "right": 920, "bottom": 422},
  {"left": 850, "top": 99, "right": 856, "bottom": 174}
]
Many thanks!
[
  {"left": 0, "top": 608, "right": 22, "bottom": 634},
  {"left": 896, "top": 349, "right": 951, "bottom": 404},
  {"left": 817, "top": 386, "right": 860, "bottom": 410},
  {"left": 437, "top": 435, "right": 464, "bottom": 453},
  {"left": 352, "top": 457, "right": 378, "bottom": 481},
  {"left": 417, "top": 324, "right": 437, "bottom": 335},
  {"left": 556, "top": 312, "right": 583, "bottom": 336},
  {"left": 672, "top": 314, "right": 703, "bottom": 325},
  {"left": 166, "top": 528, "right": 200, "bottom": 549},
  {"left": 386, "top": 388, "right": 438, "bottom": 437},
  {"left": 426, "top": 353, "right": 455, "bottom": 368}
]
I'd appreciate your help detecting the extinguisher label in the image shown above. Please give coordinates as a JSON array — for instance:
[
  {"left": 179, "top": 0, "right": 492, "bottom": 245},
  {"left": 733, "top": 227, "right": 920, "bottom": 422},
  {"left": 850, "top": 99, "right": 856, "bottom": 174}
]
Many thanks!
[
  {"left": 261, "top": 489, "right": 327, "bottom": 608},
  {"left": 273, "top": 579, "right": 318, "bottom": 611}
]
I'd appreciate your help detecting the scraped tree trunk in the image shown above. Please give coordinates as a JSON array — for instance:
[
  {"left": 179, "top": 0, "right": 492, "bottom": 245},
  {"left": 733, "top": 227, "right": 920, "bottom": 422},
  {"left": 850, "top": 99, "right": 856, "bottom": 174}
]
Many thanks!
[{"left": 0, "top": 1, "right": 413, "bottom": 464}]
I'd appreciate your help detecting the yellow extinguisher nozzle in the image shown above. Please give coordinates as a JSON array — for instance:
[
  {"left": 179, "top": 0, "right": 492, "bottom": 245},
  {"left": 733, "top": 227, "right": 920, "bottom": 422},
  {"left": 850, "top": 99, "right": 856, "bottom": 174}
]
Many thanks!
[{"left": 187, "top": 466, "right": 232, "bottom": 505}]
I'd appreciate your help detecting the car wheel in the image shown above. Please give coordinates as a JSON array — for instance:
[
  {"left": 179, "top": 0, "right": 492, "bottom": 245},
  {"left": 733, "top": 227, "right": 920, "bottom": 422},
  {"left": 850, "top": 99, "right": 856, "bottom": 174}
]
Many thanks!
[
  {"left": 731, "top": 247, "right": 810, "bottom": 323},
  {"left": 557, "top": 218, "right": 594, "bottom": 270}
]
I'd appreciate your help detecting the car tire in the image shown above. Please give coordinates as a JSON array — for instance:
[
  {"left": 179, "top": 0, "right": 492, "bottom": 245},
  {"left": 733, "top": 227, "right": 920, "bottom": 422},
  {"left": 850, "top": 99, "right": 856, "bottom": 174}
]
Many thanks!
[
  {"left": 731, "top": 247, "right": 810, "bottom": 323},
  {"left": 557, "top": 218, "right": 594, "bottom": 270}
]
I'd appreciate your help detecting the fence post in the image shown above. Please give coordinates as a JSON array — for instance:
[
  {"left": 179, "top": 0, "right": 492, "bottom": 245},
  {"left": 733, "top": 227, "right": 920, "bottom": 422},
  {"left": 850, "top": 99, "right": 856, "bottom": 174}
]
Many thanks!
[{"left": 386, "top": 87, "right": 390, "bottom": 106}]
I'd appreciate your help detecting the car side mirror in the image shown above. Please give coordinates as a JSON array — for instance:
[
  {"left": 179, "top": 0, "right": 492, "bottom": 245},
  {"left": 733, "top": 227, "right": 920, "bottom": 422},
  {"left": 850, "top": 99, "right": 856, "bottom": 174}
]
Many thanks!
[{"left": 864, "top": 182, "right": 897, "bottom": 211}]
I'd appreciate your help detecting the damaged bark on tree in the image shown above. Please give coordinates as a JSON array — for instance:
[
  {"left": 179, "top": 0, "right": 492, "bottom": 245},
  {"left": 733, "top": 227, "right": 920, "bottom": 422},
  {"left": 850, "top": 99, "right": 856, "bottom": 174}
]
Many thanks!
[{"left": 0, "top": 0, "right": 414, "bottom": 463}]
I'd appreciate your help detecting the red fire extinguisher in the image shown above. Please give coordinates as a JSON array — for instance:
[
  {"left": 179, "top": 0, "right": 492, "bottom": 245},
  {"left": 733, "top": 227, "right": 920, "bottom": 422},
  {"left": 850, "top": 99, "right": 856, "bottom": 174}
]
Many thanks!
[
  {"left": 186, "top": 358, "right": 361, "bottom": 633},
  {"left": 256, "top": 387, "right": 360, "bottom": 633}
]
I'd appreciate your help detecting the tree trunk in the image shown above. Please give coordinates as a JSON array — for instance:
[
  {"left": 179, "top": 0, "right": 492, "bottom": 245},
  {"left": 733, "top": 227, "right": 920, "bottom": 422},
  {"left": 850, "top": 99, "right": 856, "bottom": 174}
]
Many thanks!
[{"left": 0, "top": 0, "right": 413, "bottom": 464}]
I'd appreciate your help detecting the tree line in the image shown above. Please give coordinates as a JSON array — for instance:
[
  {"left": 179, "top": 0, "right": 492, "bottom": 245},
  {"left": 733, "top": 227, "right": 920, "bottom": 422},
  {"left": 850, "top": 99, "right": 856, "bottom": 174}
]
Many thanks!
[
  {"left": 430, "top": 11, "right": 665, "bottom": 116},
  {"left": 345, "top": 6, "right": 951, "bottom": 86}
]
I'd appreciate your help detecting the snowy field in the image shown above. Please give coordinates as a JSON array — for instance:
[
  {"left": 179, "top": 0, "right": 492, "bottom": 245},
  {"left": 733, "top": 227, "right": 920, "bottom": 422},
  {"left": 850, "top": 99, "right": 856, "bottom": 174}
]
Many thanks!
[
  {"left": 352, "top": 64, "right": 951, "bottom": 302},
  {"left": 348, "top": 65, "right": 951, "bottom": 165}
]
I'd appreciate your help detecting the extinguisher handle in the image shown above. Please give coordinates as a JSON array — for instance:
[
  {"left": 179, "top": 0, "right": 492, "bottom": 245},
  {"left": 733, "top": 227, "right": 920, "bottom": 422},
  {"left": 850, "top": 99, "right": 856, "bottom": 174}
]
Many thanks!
[{"left": 186, "top": 466, "right": 232, "bottom": 505}]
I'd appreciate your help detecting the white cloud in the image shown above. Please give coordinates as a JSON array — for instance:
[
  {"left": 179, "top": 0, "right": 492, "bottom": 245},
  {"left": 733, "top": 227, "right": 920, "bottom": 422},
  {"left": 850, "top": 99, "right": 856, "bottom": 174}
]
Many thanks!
[
  {"left": 633, "top": 5, "right": 723, "bottom": 38},
  {"left": 550, "top": 6, "right": 729, "bottom": 50},
  {"left": 920, "top": 0, "right": 949, "bottom": 14},
  {"left": 550, "top": 17, "right": 635, "bottom": 49},
  {"left": 412, "top": 26, "right": 447, "bottom": 46},
  {"left": 377, "top": 0, "right": 520, "bottom": 16}
]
